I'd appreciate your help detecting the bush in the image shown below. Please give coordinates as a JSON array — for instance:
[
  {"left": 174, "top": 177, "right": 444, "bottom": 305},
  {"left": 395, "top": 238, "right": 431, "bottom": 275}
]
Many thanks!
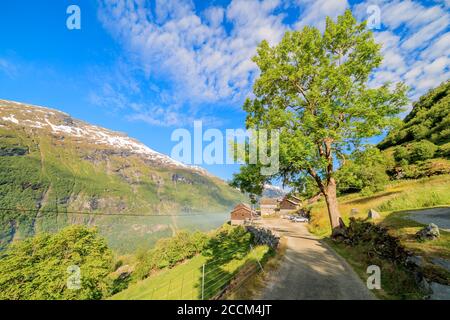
[
  {"left": 133, "top": 230, "right": 209, "bottom": 280},
  {"left": 410, "top": 124, "right": 430, "bottom": 140},
  {"left": 340, "top": 218, "right": 409, "bottom": 262},
  {"left": 439, "top": 142, "right": 450, "bottom": 158},
  {"left": 0, "top": 225, "right": 113, "bottom": 300},
  {"left": 408, "top": 140, "right": 438, "bottom": 163},
  {"left": 336, "top": 147, "right": 389, "bottom": 195}
]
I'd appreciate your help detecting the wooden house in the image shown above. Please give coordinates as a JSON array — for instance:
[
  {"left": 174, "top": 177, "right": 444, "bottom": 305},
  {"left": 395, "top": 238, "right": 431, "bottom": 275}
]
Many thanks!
[
  {"left": 279, "top": 196, "right": 301, "bottom": 215},
  {"left": 230, "top": 203, "right": 257, "bottom": 225}
]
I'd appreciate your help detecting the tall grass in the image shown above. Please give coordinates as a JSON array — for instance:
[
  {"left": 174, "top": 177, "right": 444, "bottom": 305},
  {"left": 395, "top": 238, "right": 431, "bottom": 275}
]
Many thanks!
[
  {"left": 309, "top": 175, "right": 450, "bottom": 237},
  {"left": 377, "top": 188, "right": 450, "bottom": 212}
]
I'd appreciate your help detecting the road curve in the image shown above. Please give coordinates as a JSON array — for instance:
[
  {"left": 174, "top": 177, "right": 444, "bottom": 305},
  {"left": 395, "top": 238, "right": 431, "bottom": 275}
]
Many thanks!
[{"left": 256, "top": 218, "right": 375, "bottom": 300}]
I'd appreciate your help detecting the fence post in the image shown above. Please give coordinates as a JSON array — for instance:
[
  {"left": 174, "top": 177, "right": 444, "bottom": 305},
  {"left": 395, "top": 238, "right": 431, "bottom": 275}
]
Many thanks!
[
  {"left": 166, "top": 278, "right": 172, "bottom": 299},
  {"left": 250, "top": 244, "right": 264, "bottom": 273},
  {"left": 201, "top": 264, "right": 205, "bottom": 300},
  {"left": 180, "top": 273, "right": 184, "bottom": 299}
]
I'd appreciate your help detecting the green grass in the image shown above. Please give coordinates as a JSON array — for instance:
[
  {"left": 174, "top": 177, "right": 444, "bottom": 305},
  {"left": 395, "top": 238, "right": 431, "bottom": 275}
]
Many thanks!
[
  {"left": 110, "top": 245, "right": 270, "bottom": 300},
  {"left": 309, "top": 175, "right": 450, "bottom": 237},
  {"left": 381, "top": 209, "right": 450, "bottom": 260},
  {"left": 326, "top": 239, "right": 424, "bottom": 300}
]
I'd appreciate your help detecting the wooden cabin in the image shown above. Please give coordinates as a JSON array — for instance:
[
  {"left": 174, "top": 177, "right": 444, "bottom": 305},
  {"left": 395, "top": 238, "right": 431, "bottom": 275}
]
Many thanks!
[
  {"left": 230, "top": 203, "right": 257, "bottom": 225},
  {"left": 279, "top": 196, "right": 301, "bottom": 215}
]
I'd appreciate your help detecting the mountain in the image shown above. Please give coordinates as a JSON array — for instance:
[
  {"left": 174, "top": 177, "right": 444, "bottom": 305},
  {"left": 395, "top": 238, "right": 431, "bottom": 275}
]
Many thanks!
[
  {"left": 0, "top": 100, "right": 246, "bottom": 252},
  {"left": 379, "top": 80, "right": 449, "bottom": 151},
  {"left": 262, "top": 184, "right": 286, "bottom": 199}
]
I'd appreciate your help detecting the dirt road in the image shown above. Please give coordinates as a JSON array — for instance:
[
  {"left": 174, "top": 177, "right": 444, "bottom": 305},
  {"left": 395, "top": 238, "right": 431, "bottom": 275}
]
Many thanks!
[{"left": 256, "top": 218, "right": 375, "bottom": 300}]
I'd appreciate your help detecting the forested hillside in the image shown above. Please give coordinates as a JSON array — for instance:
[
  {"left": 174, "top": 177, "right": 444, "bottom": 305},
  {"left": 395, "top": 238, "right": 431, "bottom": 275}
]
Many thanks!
[{"left": 379, "top": 80, "right": 449, "bottom": 157}]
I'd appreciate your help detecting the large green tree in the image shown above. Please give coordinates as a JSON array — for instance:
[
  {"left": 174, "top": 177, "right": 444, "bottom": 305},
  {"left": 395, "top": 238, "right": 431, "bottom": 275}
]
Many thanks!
[{"left": 231, "top": 10, "right": 408, "bottom": 234}]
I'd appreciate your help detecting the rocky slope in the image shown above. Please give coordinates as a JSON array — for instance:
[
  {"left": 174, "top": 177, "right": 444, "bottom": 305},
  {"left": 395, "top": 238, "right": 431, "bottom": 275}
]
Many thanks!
[{"left": 0, "top": 99, "right": 246, "bottom": 251}]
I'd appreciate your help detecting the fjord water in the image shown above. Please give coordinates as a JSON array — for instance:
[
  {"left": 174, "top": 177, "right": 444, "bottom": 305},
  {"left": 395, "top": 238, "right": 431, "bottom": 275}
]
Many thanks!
[{"left": 66, "top": 212, "right": 230, "bottom": 253}]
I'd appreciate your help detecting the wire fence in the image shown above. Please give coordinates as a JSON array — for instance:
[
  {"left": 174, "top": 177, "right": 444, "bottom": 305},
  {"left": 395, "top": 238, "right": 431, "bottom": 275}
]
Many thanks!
[{"left": 140, "top": 245, "right": 264, "bottom": 300}]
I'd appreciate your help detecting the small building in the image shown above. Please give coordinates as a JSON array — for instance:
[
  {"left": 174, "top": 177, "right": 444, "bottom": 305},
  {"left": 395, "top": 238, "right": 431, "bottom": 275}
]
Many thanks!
[
  {"left": 260, "top": 198, "right": 279, "bottom": 216},
  {"left": 290, "top": 195, "right": 302, "bottom": 206},
  {"left": 279, "top": 196, "right": 301, "bottom": 215},
  {"left": 230, "top": 203, "right": 257, "bottom": 225}
]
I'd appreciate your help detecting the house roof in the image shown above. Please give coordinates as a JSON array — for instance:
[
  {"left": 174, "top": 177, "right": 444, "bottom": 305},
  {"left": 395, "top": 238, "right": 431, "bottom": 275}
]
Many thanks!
[
  {"left": 260, "top": 198, "right": 278, "bottom": 205},
  {"left": 281, "top": 197, "right": 299, "bottom": 205},
  {"left": 233, "top": 203, "right": 251, "bottom": 210},
  {"left": 231, "top": 203, "right": 257, "bottom": 216},
  {"left": 282, "top": 195, "right": 301, "bottom": 205}
]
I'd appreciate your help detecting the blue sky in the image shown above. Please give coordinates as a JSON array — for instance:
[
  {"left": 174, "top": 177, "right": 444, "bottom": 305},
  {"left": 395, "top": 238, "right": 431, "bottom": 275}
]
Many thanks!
[{"left": 0, "top": 0, "right": 448, "bottom": 180}]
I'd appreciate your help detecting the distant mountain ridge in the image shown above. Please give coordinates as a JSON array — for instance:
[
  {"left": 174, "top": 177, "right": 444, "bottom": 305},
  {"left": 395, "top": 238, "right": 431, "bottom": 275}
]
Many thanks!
[{"left": 0, "top": 99, "right": 246, "bottom": 250}]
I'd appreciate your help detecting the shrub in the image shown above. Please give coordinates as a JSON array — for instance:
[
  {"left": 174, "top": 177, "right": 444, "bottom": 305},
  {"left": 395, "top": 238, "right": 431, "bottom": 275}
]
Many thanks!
[
  {"left": 410, "top": 124, "right": 430, "bottom": 140},
  {"left": 393, "top": 146, "right": 410, "bottom": 163},
  {"left": 336, "top": 147, "right": 389, "bottom": 195},
  {"left": 439, "top": 142, "right": 450, "bottom": 158},
  {"left": 133, "top": 230, "right": 209, "bottom": 280},
  {"left": 408, "top": 140, "right": 438, "bottom": 163},
  {"left": 340, "top": 218, "right": 409, "bottom": 262}
]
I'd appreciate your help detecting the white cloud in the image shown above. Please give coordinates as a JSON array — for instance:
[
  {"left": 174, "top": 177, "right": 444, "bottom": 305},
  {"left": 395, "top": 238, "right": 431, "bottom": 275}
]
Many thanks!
[
  {"left": 294, "top": 0, "right": 349, "bottom": 31},
  {"left": 96, "top": 0, "right": 449, "bottom": 126},
  {"left": 0, "top": 58, "right": 18, "bottom": 78},
  {"left": 99, "top": 0, "right": 289, "bottom": 107},
  {"left": 354, "top": 0, "right": 449, "bottom": 99}
]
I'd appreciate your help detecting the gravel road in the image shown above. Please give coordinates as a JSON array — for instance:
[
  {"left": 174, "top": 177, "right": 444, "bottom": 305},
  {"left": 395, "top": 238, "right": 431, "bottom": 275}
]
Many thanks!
[{"left": 256, "top": 218, "right": 375, "bottom": 300}]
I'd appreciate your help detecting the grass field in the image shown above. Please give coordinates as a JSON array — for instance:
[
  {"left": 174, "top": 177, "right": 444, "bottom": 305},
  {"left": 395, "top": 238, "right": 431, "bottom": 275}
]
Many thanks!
[
  {"left": 308, "top": 174, "right": 450, "bottom": 299},
  {"left": 110, "top": 245, "right": 270, "bottom": 300}
]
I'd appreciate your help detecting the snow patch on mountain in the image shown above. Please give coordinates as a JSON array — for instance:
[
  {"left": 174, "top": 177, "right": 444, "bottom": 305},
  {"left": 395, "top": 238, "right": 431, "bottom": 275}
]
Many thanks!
[
  {"left": 0, "top": 99, "right": 207, "bottom": 173},
  {"left": 2, "top": 114, "right": 19, "bottom": 124}
]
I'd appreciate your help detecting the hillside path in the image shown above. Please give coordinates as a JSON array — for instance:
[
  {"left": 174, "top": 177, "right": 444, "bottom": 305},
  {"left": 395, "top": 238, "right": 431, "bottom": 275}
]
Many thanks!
[{"left": 255, "top": 218, "right": 375, "bottom": 300}]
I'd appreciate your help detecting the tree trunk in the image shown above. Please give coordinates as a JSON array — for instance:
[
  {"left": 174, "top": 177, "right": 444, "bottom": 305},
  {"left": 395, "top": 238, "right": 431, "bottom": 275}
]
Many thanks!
[{"left": 323, "top": 178, "right": 343, "bottom": 233}]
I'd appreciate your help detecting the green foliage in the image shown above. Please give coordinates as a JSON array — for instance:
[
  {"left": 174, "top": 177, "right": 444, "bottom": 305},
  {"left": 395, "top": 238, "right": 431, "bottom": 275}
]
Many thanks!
[
  {"left": 439, "top": 142, "right": 450, "bottom": 158},
  {"left": 394, "top": 146, "right": 410, "bottom": 164},
  {"left": 0, "top": 225, "right": 113, "bottom": 300},
  {"left": 409, "top": 140, "right": 438, "bottom": 163},
  {"left": 133, "top": 230, "right": 209, "bottom": 280},
  {"left": 380, "top": 80, "right": 450, "bottom": 150},
  {"left": 335, "top": 146, "right": 390, "bottom": 195},
  {"left": 393, "top": 140, "right": 438, "bottom": 165},
  {"left": 381, "top": 82, "right": 449, "bottom": 177}
]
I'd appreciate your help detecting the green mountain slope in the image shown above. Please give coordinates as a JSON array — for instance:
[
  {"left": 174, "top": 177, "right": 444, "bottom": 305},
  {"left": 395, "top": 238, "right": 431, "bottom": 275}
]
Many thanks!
[
  {"left": 379, "top": 80, "right": 450, "bottom": 151},
  {"left": 378, "top": 80, "right": 450, "bottom": 179},
  {"left": 0, "top": 100, "right": 246, "bottom": 252}
]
